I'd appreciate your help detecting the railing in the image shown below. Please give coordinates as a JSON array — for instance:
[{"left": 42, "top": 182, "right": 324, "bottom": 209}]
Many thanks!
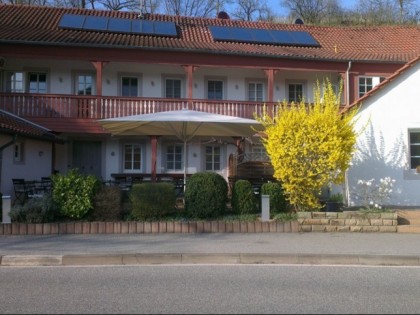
[{"left": 0, "top": 93, "right": 281, "bottom": 120}]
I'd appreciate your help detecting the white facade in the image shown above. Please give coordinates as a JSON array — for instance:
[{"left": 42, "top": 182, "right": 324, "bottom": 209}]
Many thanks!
[
  {"left": 347, "top": 59, "right": 420, "bottom": 207},
  {"left": 0, "top": 135, "right": 53, "bottom": 197}
]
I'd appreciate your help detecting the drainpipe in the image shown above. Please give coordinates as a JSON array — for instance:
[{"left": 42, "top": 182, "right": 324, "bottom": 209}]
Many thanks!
[
  {"left": 346, "top": 61, "right": 352, "bottom": 106},
  {"left": 344, "top": 61, "right": 352, "bottom": 207}
]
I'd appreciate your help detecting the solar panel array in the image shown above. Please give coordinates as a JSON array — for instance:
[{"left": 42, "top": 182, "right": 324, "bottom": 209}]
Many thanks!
[
  {"left": 209, "top": 26, "right": 320, "bottom": 47},
  {"left": 58, "top": 14, "right": 178, "bottom": 37}
]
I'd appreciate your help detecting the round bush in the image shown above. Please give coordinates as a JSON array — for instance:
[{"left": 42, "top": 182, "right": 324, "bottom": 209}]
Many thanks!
[
  {"left": 184, "top": 172, "right": 228, "bottom": 219},
  {"left": 260, "top": 182, "right": 287, "bottom": 213},
  {"left": 231, "top": 179, "right": 257, "bottom": 215}
]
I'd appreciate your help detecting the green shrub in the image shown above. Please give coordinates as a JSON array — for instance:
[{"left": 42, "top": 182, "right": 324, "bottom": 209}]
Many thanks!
[
  {"left": 184, "top": 172, "right": 228, "bottom": 219},
  {"left": 231, "top": 179, "right": 258, "bottom": 215},
  {"left": 91, "top": 185, "right": 123, "bottom": 221},
  {"left": 129, "top": 182, "right": 176, "bottom": 220},
  {"left": 260, "top": 182, "right": 288, "bottom": 213},
  {"left": 9, "top": 193, "right": 58, "bottom": 223},
  {"left": 52, "top": 169, "right": 101, "bottom": 220}
]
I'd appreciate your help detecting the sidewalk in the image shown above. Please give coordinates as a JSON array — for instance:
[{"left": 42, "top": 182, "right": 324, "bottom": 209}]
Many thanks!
[{"left": 1, "top": 232, "right": 420, "bottom": 266}]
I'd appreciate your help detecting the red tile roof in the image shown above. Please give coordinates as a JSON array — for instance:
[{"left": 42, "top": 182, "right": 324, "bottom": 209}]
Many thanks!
[
  {"left": 0, "top": 4, "right": 419, "bottom": 63},
  {"left": 0, "top": 109, "right": 59, "bottom": 141},
  {"left": 343, "top": 55, "right": 420, "bottom": 112}
]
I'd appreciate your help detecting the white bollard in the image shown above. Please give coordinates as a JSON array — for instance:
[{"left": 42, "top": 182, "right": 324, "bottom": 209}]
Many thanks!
[
  {"left": 2, "top": 195, "right": 11, "bottom": 224},
  {"left": 261, "top": 194, "right": 270, "bottom": 222}
]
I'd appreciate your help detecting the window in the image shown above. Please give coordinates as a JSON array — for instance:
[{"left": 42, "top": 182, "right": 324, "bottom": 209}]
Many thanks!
[
  {"left": 205, "top": 145, "right": 221, "bottom": 171},
  {"left": 288, "top": 83, "right": 303, "bottom": 103},
  {"left": 248, "top": 82, "right": 264, "bottom": 102},
  {"left": 121, "top": 77, "right": 138, "bottom": 97},
  {"left": 76, "top": 74, "right": 93, "bottom": 95},
  {"left": 28, "top": 72, "right": 47, "bottom": 93},
  {"left": 166, "top": 144, "right": 183, "bottom": 171},
  {"left": 5, "top": 72, "right": 24, "bottom": 93},
  {"left": 207, "top": 80, "right": 223, "bottom": 100},
  {"left": 123, "top": 144, "right": 142, "bottom": 171},
  {"left": 409, "top": 132, "right": 420, "bottom": 169},
  {"left": 165, "top": 78, "right": 181, "bottom": 98},
  {"left": 252, "top": 146, "right": 268, "bottom": 161},
  {"left": 13, "top": 142, "right": 24, "bottom": 163},
  {"left": 359, "top": 76, "right": 386, "bottom": 97}
]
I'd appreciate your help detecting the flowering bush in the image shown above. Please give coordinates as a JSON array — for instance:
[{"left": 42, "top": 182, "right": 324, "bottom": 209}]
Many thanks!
[{"left": 354, "top": 177, "right": 395, "bottom": 210}]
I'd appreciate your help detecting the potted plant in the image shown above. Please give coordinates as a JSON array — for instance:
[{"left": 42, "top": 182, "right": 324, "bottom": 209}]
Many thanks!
[{"left": 325, "top": 193, "right": 343, "bottom": 212}]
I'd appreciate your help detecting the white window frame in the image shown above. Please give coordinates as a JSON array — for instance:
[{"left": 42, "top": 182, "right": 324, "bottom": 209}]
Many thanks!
[
  {"left": 123, "top": 143, "right": 143, "bottom": 172},
  {"left": 358, "top": 76, "right": 385, "bottom": 98},
  {"left": 251, "top": 145, "right": 268, "bottom": 161},
  {"left": 119, "top": 74, "right": 141, "bottom": 97},
  {"left": 163, "top": 75, "right": 184, "bottom": 99},
  {"left": 165, "top": 143, "right": 183, "bottom": 171},
  {"left": 286, "top": 81, "right": 306, "bottom": 103},
  {"left": 247, "top": 80, "right": 265, "bottom": 102},
  {"left": 13, "top": 141, "right": 24, "bottom": 164},
  {"left": 409, "top": 131, "right": 420, "bottom": 170},
  {"left": 5, "top": 71, "right": 24, "bottom": 93},
  {"left": 206, "top": 78, "right": 225, "bottom": 100},
  {"left": 204, "top": 144, "right": 222, "bottom": 171},
  {"left": 74, "top": 72, "right": 95, "bottom": 95},
  {"left": 28, "top": 72, "right": 48, "bottom": 94}
]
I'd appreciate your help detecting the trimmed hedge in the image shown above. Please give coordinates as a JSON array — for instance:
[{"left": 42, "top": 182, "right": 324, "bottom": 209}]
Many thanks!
[
  {"left": 184, "top": 172, "right": 228, "bottom": 219},
  {"left": 129, "top": 182, "right": 176, "bottom": 220},
  {"left": 231, "top": 179, "right": 258, "bottom": 215},
  {"left": 260, "top": 182, "right": 288, "bottom": 213}
]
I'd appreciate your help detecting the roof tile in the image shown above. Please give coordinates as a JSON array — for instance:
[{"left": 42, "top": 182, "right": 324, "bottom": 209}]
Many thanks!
[{"left": 0, "top": 4, "right": 419, "bottom": 62}]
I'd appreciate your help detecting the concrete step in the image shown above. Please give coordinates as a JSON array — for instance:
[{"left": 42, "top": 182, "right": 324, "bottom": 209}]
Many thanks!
[
  {"left": 397, "top": 225, "right": 420, "bottom": 233},
  {"left": 397, "top": 210, "right": 420, "bottom": 226}
]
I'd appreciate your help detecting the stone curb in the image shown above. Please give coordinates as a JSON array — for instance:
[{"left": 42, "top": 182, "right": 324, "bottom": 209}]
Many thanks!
[{"left": 2, "top": 254, "right": 420, "bottom": 266}]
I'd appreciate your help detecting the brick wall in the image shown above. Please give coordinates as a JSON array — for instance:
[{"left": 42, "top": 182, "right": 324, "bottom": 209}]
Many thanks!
[
  {"left": 298, "top": 211, "right": 398, "bottom": 232},
  {"left": 0, "top": 220, "right": 299, "bottom": 235}
]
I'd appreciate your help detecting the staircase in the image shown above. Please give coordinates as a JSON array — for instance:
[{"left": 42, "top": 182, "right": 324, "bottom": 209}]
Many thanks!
[{"left": 397, "top": 210, "right": 420, "bottom": 233}]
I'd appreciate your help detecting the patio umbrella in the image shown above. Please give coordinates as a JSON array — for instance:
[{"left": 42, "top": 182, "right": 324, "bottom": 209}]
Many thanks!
[{"left": 99, "top": 109, "right": 263, "bottom": 188}]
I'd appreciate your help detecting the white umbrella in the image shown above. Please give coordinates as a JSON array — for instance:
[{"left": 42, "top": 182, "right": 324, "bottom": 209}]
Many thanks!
[{"left": 99, "top": 109, "right": 263, "bottom": 188}]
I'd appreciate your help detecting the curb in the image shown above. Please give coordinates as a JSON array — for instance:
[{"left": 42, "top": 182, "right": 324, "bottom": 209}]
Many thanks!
[{"left": 2, "top": 253, "right": 420, "bottom": 267}]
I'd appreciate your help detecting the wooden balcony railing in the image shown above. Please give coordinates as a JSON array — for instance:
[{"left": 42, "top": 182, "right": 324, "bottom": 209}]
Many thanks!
[{"left": 0, "top": 93, "right": 282, "bottom": 120}]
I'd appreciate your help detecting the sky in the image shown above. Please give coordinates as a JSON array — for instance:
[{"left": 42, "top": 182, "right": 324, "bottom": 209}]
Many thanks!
[{"left": 267, "top": 0, "right": 359, "bottom": 16}]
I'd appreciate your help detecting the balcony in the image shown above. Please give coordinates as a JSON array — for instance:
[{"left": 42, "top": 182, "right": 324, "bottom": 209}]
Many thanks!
[{"left": 0, "top": 93, "right": 280, "bottom": 121}]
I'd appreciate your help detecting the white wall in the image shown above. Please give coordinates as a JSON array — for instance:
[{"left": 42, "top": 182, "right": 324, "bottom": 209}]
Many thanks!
[
  {"left": 348, "top": 61, "right": 420, "bottom": 207},
  {"left": 0, "top": 135, "right": 53, "bottom": 198}
]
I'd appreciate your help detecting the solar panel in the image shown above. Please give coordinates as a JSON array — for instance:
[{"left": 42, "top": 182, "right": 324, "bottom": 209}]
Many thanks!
[
  {"left": 84, "top": 16, "right": 108, "bottom": 31},
  {"left": 58, "top": 14, "right": 178, "bottom": 37},
  {"left": 209, "top": 26, "right": 319, "bottom": 47},
  {"left": 108, "top": 18, "right": 131, "bottom": 33},
  {"left": 59, "top": 14, "right": 86, "bottom": 29},
  {"left": 154, "top": 21, "right": 178, "bottom": 37}
]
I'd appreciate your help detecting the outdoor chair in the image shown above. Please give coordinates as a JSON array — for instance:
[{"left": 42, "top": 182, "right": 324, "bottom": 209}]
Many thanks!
[
  {"left": 12, "top": 178, "right": 28, "bottom": 205},
  {"left": 41, "top": 177, "right": 52, "bottom": 192}
]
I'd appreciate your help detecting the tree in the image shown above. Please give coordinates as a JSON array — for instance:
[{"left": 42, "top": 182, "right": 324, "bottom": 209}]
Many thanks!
[
  {"left": 281, "top": 0, "right": 340, "bottom": 24},
  {"left": 231, "top": 0, "right": 275, "bottom": 21},
  {"left": 255, "top": 80, "right": 357, "bottom": 211},
  {"left": 163, "top": 0, "right": 218, "bottom": 17}
]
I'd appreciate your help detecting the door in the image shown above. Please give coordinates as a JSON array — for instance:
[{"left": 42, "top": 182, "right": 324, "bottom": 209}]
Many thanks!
[{"left": 72, "top": 141, "right": 102, "bottom": 178}]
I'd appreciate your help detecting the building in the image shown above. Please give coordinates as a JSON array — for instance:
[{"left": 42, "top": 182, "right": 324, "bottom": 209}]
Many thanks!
[
  {"left": 0, "top": 4, "right": 419, "bottom": 200},
  {"left": 344, "top": 56, "right": 420, "bottom": 207}
]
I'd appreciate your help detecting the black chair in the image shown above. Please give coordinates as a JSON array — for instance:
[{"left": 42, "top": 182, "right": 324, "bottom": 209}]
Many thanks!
[
  {"left": 41, "top": 177, "right": 52, "bottom": 192},
  {"left": 12, "top": 178, "right": 28, "bottom": 205}
]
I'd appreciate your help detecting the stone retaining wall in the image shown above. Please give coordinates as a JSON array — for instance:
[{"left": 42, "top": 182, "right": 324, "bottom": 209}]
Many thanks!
[
  {"left": 298, "top": 211, "right": 398, "bottom": 232},
  {"left": 0, "top": 220, "right": 299, "bottom": 235}
]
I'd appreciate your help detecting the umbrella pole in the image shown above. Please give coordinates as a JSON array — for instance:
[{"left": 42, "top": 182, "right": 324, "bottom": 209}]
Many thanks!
[{"left": 184, "top": 140, "right": 187, "bottom": 192}]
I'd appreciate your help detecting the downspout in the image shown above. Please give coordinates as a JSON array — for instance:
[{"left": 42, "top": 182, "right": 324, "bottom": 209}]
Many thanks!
[
  {"left": 346, "top": 61, "right": 352, "bottom": 107},
  {"left": 344, "top": 61, "right": 352, "bottom": 206}
]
